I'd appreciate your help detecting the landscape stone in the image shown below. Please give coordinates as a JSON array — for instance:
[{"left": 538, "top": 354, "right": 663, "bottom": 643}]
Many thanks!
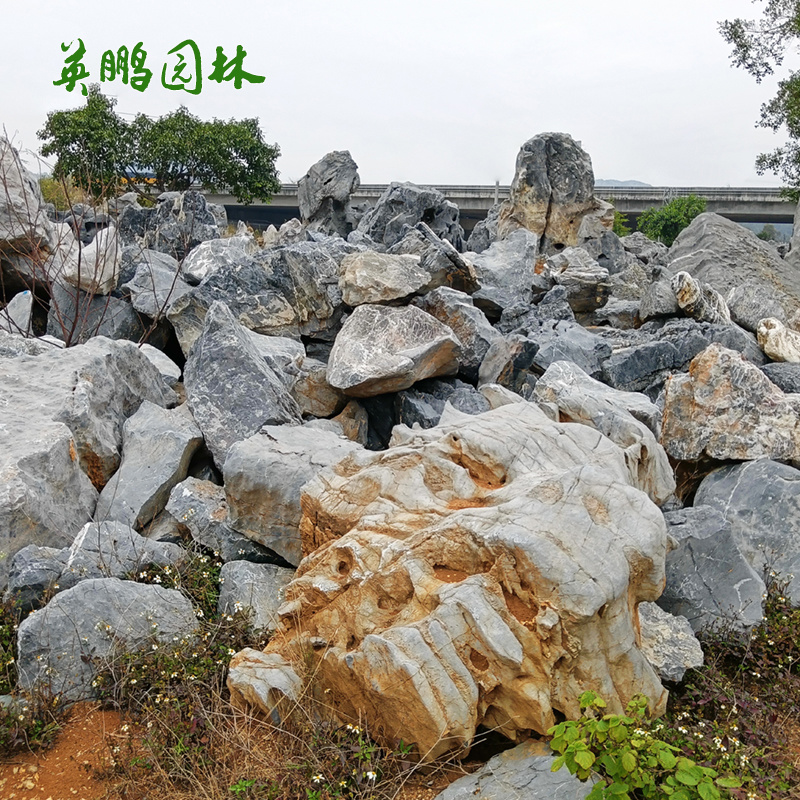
[
  {"left": 180, "top": 231, "right": 259, "bottom": 286},
  {"left": 0, "top": 289, "right": 33, "bottom": 335},
  {"left": 224, "top": 426, "right": 362, "bottom": 566},
  {"left": 121, "top": 250, "right": 192, "bottom": 317},
  {"left": 639, "top": 280, "right": 679, "bottom": 322},
  {"left": 659, "top": 506, "right": 765, "bottom": 633},
  {"left": 144, "top": 190, "right": 219, "bottom": 261},
  {"left": 292, "top": 357, "right": 347, "bottom": 418},
  {"left": 757, "top": 317, "right": 800, "bottom": 362},
  {"left": 671, "top": 271, "right": 731, "bottom": 325},
  {"left": 696, "top": 459, "right": 800, "bottom": 605},
  {"left": 661, "top": 344, "right": 800, "bottom": 463},
  {"left": 601, "top": 340, "right": 679, "bottom": 394},
  {"left": 95, "top": 402, "right": 203, "bottom": 530},
  {"left": 183, "top": 302, "right": 302, "bottom": 467},
  {"left": 760, "top": 361, "right": 800, "bottom": 393},
  {"left": 726, "top": 278, "right": 787, "bottom": 333},
  {"left": 637, "top": 602, "right": 703, "bottom": 683},
  {"left": 546, "top": 246, "right": 611, "bottom": 313},
  {"left": 339, "top": 251, "right": 430, "bottom": 306},
  {"left": 16, "top": 577, "right": 196, "bottom": 702},
  {"left": 532, "top": 320, "right": 612, "bottom": 380},
  {"left": 327, "top": 304, "right": 461, "bottom": 397},
  {"left": 251, "top": 403, "right": 668, "bottom": 759},
  {"left": 298, "top": 150, "right": 360, "bottom": 237}
]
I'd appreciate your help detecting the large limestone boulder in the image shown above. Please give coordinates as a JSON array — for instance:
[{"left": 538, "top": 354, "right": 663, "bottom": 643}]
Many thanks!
[
  {"left": 497, "top": 133, "right": 609, "bottom": 252},
  {"left": 533, "top": 361, "right": 675, "bottom": 505},
  {"left": 668, "top": 212, "right": 800, "bottom": 319},
  {"left": 298, "top": 150, "right": 360, "bottom": 237},
  {"left": 17, "top": 577, "right": 196, "bottom": 702},
  {"left": 661, "top": 343, "right": 800, "bottom": 463},
  {"left": 356, "top": 182, "right": 464, "bottom": 250},
  {"left": 327, "top": 304, "right": 461, "bottom": 396},
  {"left": 339, "top": 251, "right": 430, "bottom": 306},
  {"left": 224, "top": 426, "right": 362, "bottom": 566},
  {"left": 183, "top": 302, "right": 302, "bottom": 467},
  {"left": 232, "top": 403, "right": 668, "bottom": 759},
  {"left": 180, "top": 229, "right": 258, "bottom": 285},
  {"left": 95, "top": 402, "right": 203, "bottom": 530},
  {"left": 696, "top": 459, "right": 800, "bottom": 605},
  {"left": 0, "top": 335, "right": 176, "bottom": 586},
  {"left": 143, "top": 190, "right": 219, "bottom": 261},
  {"left": 48, "top": 222, "right": 120, "bottom": 296}
]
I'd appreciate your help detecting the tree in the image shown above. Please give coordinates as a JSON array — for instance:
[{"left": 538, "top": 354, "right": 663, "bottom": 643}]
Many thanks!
[
  {"left": 720, "top": 2, "right": 800, "bottom": 187},
  {"left": 37, "top": 85, "right": 281, "bottom": 203},
  {"left": 637, "top": 195, "right": 707, "bottom": 247}
]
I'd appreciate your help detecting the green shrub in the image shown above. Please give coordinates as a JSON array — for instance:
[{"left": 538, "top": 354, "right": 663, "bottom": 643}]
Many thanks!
[
  {"left": 612, "top": 209, "right": 631, "bottom": 237},
  {"left": 637, "top": 195, "right": 707, "bottom": 247}
]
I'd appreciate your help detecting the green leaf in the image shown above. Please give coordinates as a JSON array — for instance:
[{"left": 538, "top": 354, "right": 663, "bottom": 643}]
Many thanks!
[
  {"left": 675, "top": 769, "right": 701, "bottom": 787},
  {"left": 657, "top": 749, "right": 678, "bottom": 770},
  {"left": 697, "top": 780, "right": 719, "bottom": 800},
  {"left": 715, "top": 777, "right": 743, "bottom": 788},
  {"left": 574, "top": 750, "right": 596, "bottom": 770},
  {"left": 621, "top": 751, "right": 637, "bottom": 773},
  {"left": 551, "top": 755, "right": 566, "bottom": 773}
]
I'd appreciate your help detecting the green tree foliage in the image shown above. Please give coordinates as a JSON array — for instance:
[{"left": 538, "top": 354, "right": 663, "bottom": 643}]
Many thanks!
[
  {"left": 636, "top": 195, "right": 707, "bottom": 247},
  {"left": 756, "top": 222, "right": 784, "bottom": 241},
  {"left": 38, "top": 85, "right": 280, "bottom": 203},
  {"left": 720, "top": 2, "right": 800, "bottom": 187},
  {"left": 612, "top": 209, "right": 631, "bottom": 237}
]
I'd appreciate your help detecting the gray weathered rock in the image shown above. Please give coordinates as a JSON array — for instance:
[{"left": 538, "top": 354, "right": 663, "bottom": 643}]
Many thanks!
[
  {"left": 470, "top": 229, "right": 540, "bottom": 317},
  {"left": 144, "top": 191, "right": 219, "bottom": 261},
  {"left": 621, "top": 231, "right": 668, "bottom": 267},
  {"left": 602, "top": 340, "right": 679, "bottom": 395},
  {"left": 757, "top": 317, "right": 800, "bottom": 363},
  {"left": 48, "top": 222, "right": 120, "bottom": 297},
  {"left": 4, "top": 546, "right": 67, "bottom": 612},
  {"left": 671, "top": 271, "right": 731, "bottom": 325},
  {"left": 356, "top": 182, "right": 464, "bottom": 250},
  {"left": 668, "top": 213, "right": 800, "bottom": 318},
  {"left": 465, "top": 202, "right": 500, "bottom": 254},
  {"left": 46, "top": 280, "right": 147, "bottom": 346},
  {"left": 0, "top": 138, "right": 52, "bottom": 257},
  {"left": 593, "top": 298, "right": 640, "bottom": 330},
  {"left": 533, "top": 361, "right": 674, "bottom": 504},
  {"left": 478, "top": 335, "right": 540, "bottom": 396},
  {"left": 533, "top": 320, "right": 612, "bottom": 380},
  {"left": 661, "top": 344, "right": 800, "bottom": 463},
  {"left": 497, "top": 132, "right": 607, "bottom": 253},
  {"left": 166, "top": 478, "right": 279, "bottom": 563},
  {"left": 413, "top": 287, "right": 502, "bottom": 382},
  {"left": 95, "top": 402, "right": 203, "bottom": 529},
  {"left": 396, "top": 379, "right": 491, "bottom": 430},
  {"left": 639, "top": 280, "right": 679, "bottom": 322},
  {"left": 433, "top": 740, "right": 595, "bottom": 800},
  {"left": 17, "top": 577, "right": 196, "bottom": 701},
  {"left": 139, "top": 344, "right": 181, "bottom": 389},
  {"left": 121, "top": 250, "right": 191, "bottom": 317},
  {"left": 0, "top": 336, "right": 176, "bottom": 586},
  {"left": 339, "top": 251, "right": 430, "bottom": 306},
  {"left": 761, "top": 361, "right": 800, "bottom": 393},
  {"left": 696, "top": 459, "right": 800, "bottom": 605},
  {"left": 298, "top": 150, "right": 360, "bottom": 237},
  {"left": 726, "top": 278, "right": 788, "bottom": 333},
  {"left": 546, "top": 247, "right": 611, "bottom": 313},
  {"left": 660, "top": 506, "right": 765, "bottom": 633},
  {"left": 218, "top": 561, "right": 296, "bottom": 633},
  {"left": 180, "top": 231, "right": 258, "bottom": 286},
  {"left": 184, "top": 302, "right": 302, "bottom": 466},
  {"left": 638, "top": 602, "right": 703, "bottom": 683},
  {"left": 0, "top": 289, "right": 34, "bottom": 336},
  {"left": 327, "top": 304, "right": 461, "bottom": 396},
  {"left": 579, "top": 228, "right": 638, "bottom": 275},
  {"left": 224, "top": 426, "right": 362, "bottom": 566}
]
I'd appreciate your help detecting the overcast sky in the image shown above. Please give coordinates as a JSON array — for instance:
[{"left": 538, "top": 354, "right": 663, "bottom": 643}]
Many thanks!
[{"left": 0, "top": 0, "right": 792, "bottom": 187}]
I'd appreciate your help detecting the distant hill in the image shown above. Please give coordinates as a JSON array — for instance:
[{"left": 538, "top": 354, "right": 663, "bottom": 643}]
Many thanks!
[{"left": 595, "top": 179, "right": 652, "bottom": 187}]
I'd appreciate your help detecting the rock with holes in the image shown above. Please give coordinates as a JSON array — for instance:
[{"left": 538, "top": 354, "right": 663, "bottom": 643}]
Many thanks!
[
  {"left": 671, "top": 271, "right": 731, "bottom": 325},
  {"left": 757, "top": 317, "right": 800, "bottom": 363},
  {"left": 95, "top": 402, "right": 203, "bottom": 530},
  {"left": 218, "top": 561, "right": 296, "bottom": 634},
  {"left": 533, "top": 361, "right": 674, "bottom": 505},
  {"left": 0, "top": 336, "right": 176, "bottom": 588},
  {"left": 223, "top": 426, "right": 363, "bottom": 566},
  {"left": 16, "top": 577, "right": 196, "bottom": 702},
  {"left": 661, "top": 344, "right": 800, "bottom": 463},
  {"left": 236, "top": 403, "right": 668, "bottom": 760},
  {"left": 496, "top": 133, "right": 609, "bottom": 252},
  {"left": 695, "top": 459, "right": 800, "bottom": 606},
  {"left": 327, "top": 304, "right": 461, "bottom": 397}
]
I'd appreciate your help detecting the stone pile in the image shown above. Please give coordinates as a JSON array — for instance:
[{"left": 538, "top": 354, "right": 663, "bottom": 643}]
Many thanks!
[{"left": 1, "top": 130, "right": 798, "bottom": 786}]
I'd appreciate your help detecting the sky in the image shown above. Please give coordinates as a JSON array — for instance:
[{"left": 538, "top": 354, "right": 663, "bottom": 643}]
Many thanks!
[{"left": 0, "top": 0, "right": 793, "bottom": 188}]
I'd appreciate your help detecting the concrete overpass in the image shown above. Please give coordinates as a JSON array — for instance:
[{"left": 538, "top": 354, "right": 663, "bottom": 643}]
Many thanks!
[{"left": 205, "top": 184, "right": 796, "bottom": 232}]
